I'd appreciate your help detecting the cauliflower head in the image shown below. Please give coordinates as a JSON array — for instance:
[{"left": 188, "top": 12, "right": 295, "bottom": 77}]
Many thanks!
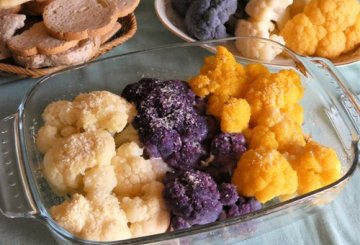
[
  {"left": 120, "top": 181, "right": 171, "bottom": 238},
  {"left": 112, "top": 142, "right": 157, "bottom": 197},
  {"left": 189, "top": 46, "right": 247, "bottom": 98},
  {"left": 244, "top": 69, "right": 303, "bottom": 123},
  {"left": 184, "top": 0, "right": 237, "bottom": 40},
  {"left": 51, "top": 194, "right": 131, "bottom": 241},
  {"left": 37, "top": 101, "right": 78, "bottom": 153},
  {"left": 83, "top": 165, "right": 117, "bottom": 199},
  {"left": 287, "top": 141, "right": 341, "bottom": 195},
  {"left": 281, "top": 0, "right": 360, "bottom": 58},
  {"left": 73, "top": 91, "right": 136, "bottom": 134},
  {"left": 245, "top": 0, "right": 293, "bottom": 22},
  {"left": 232, "top": 148, "right": 298, "bottom": 203},
  {"left": 42, "top": 130, "right": 115, "bottom": 195},
  {"left": 163, "top": 169, "right": 223, "bottom": 230},
  {"left": 220, "top": 98, "right": 251, "bottom": 133},
  {"left": 235, "top": 19, "right": 285, "bottom": 62}
]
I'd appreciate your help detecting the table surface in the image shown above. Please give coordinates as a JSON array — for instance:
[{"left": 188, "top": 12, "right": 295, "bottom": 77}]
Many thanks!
[{"left": 0, "top": 1, "right": 360, "bottom": 245}]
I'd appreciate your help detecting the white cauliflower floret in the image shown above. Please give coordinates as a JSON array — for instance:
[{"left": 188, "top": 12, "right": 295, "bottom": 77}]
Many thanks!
[
  {"left": 73, "top": 91, "right": 136, "bottom": 134},
  {"left": 36, "top": 125, "right": 59, "bottom": 154},
  {"left": 51, "top": 194, "right": 132, "bottom": 241},
  {"left": 112, "top": 142, "right": 156, "bottom": 197},
  {"left": 42, "top": 100, "right": 77, "bottom": 128},
  {"left": 37, "top": 101, "right": 78, "bottom": 153},
  {"left": 83, "top": 165, "right": 117, "bottom": 199},
  {"left": 43, "top": 130, "right": 115, "bottom": 195},
  {"left": 114, "top": 124, "right": 140, "bottom": 147},
  {"left": 120, "top": 181, "right": 170, "bottom": 238},
  {"left": 235, "top": 19, "right": 285, "bottom": 61},
  {"left": 149, "top": 158, "right": 172, "bottom": 181},
  {"left": 246, "top": 0, "right": 293, "bottom": 22}
]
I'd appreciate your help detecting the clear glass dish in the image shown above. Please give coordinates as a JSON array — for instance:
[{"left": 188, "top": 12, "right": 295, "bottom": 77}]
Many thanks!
[{"left": 0, "top": 37, "right": 359, "bottom": 245}]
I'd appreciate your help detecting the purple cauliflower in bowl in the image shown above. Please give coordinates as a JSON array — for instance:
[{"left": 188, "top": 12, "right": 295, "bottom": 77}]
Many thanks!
[
  {"left": 122, "top": 78, "right": 212, "bottom": 170},
  {"left": 171, "top": 0, "right": 194, "bottom": 17},
  {"left": 163, "top": 169, "right": 223, "bottom": 230},
  {"left": 218, "top": 183, "right": 262, "bottom": 220},
  {"left": 204, "top": 133, "right": 247, "bottom": 183},
  {"left": 185, "top": 0, "right": 238, "bottom": 40}
]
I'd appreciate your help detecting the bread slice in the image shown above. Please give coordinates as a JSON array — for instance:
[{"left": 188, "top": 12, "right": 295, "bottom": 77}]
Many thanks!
[
  {"left": 0, "top": 0, "right": 31, "bottom": 9},
  {"left": 8, "top": 22, "right": 79, "bottom": 56},
  {"left": 22, "top": 0, "right": 54, "bottom": 16},
  {"left": 100, "top": 22, "right": 121, "bottom": 44},
  {"left": 0, "top": 5, "right": 21, "bottom": 16},
  {"left": 0, "top": 14, "right": 26, "bottom": 59},
  {"left": 13, "top": 37, "right": 101, "bottom": 68},
  {"left": 43, "top": 0, "right": 118, "bottom": 41},
  {"left": 112, "top": 0, "right": 140, "bottom": 18}
]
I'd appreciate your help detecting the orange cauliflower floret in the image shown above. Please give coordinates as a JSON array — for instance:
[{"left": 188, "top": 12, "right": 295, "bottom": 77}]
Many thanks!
[
  {"left": 344, "top": 13, "right": 360, "bottom": 53},
  {"left": 73, "top": 91, "right": 136, "bottom": 134},
  {"left": 281, "top": 103, "right": 304, "bottom": 126},
  {"left": 281, "top": 0, "right": 360, "bottom": 58},
  {"left": 120, "top": 181, "right": 170, "bottom": 238},
  {"left": 220, "top": 98, "right": 251, "bottom": 133},
  {"left": 246, "top": 125, "right": 279, "bottom": 150},
  {"left": 246, "top": 118, "right": 305, "bottom": 151},
  {"left": 287, "top": 141, "right": 341, "bottom": 195},
  {"left": 245, "top": 63, "right": 270, "bottom": 83},
  {"left": 245, "top": 69, "right": 303, "bottom": 123},
  {"left": 270, "top": 118, "right": 306, "bottom": 152},
  {"left": 189, "top": 46, "right": 247, "bottom": 98},
  {"left": 280, "top": 14, "right": 326, "bottom": 56},
  {"left": 232, "top": 148, "right": 298, "bottom": 203},
  {"left": 206, "top": 94, "right": 231, "bottom": 118},
  {"left": 111, "top": 142, "right": 157, "bottom": 197},
  {"left": 42, "top": 130, "right": 115, "bottom": 196},
  {"left": 51, "top": 194, "right": 132, "bottom": 241}
]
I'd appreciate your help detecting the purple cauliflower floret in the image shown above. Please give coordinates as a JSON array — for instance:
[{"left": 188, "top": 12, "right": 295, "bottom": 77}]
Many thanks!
[
  {"left": 123, "top": 78, "right": 211, "bottom": 169},
  {"left": 218, "top": 183, "right": 238, "bottom": 206},
  {"left": 121, "top": 78, "right": 163, "bottom": 103},
  {"left": 185, "top": 0, "right": 238, "bottom": 40},
  {"left": 165, "top": 141, "right": 207, "bottom": 169},
  {"left": 171, "top": 0, "right": 194, "bottom": 17},
  {"left": 225, "top": 197, "right": 262, "bottom": 219},
  {"left": 211, "top": 133, "right": 246, "bottom": 159},
  {"left": 204, "top": 133, "right": 247, "bottom": 183},
  {"left": 163, "top": 169, "right": 223, "bottom": 230}
]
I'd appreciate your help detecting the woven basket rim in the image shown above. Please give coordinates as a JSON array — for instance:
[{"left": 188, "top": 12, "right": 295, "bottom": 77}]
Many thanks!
[{"left": 0, "top": 13, "right": 137, "bottom": 78}]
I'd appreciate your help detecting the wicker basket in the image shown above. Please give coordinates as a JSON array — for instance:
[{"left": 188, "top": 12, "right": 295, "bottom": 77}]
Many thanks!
[{"left": 0, "top": 13, "right": 137, "bottom": 78}]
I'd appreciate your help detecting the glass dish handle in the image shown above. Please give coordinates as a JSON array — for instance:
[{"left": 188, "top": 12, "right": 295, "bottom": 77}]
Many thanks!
[
  {"left": 303, "top": 57, "right": 360, "bottom": 135},
  {"left": 0, "top": 113, "right": 38, "bottom": 218}
]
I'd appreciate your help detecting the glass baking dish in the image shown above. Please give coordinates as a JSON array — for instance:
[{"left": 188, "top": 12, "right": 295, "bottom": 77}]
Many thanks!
[{"left": 0, "top": 37, "right": 359, "bottom": 245}]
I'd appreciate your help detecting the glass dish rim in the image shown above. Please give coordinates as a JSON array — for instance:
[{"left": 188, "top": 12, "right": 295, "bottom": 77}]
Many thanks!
[{"left": 16, "top": 37, "right": 360, "bottom": 244}]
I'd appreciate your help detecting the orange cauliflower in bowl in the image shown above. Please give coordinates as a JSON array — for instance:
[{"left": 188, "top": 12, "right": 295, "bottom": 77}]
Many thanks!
[
  {"left": 232, "top": 148, "right": 298, "bottom": 203},
  {"left": 280, "top": 0, "right": 360, "bottom": 58},
  {"left": 244, "top": 69, "right": 303, "bottom": 123},
  {"left": 189, "top": 46, "right": 247, "bottom": 98},
  {"left": 220, "top": 98, "right": 251, "bottom": 133},
  {"left": 286, "top": 141, "right": 341, "bottom": 195}
]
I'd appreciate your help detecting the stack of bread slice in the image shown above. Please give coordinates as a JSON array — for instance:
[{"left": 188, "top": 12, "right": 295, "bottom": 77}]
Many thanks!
[{"left": 0, "top": 0, "right": 139, "bottom": 69}]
